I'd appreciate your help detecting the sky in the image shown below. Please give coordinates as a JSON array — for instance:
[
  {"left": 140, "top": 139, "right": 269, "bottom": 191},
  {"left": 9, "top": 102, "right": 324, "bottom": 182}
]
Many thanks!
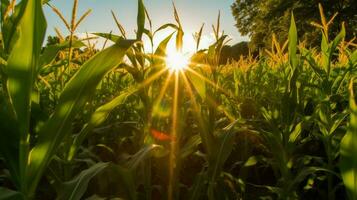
[{"left": 43, "top": 0, "right": 249, "bottom": 52}]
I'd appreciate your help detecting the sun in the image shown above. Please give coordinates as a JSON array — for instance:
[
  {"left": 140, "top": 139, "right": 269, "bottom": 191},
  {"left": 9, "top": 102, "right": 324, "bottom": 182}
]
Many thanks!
[{"left": 166, "top": 50, "right": 190, "bottom": 72}]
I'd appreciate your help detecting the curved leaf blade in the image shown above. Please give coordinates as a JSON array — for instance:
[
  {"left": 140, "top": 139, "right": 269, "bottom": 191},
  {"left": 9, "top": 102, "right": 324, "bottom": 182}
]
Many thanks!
[
  {"left": 340, "top": 80, "right": 357, "bottom": 200},
  {"left": 56, "top": 162, "right": 109, "bottom": 200},
  {"left": 27, "top": 39, "right": 135, "bottom": 195}
]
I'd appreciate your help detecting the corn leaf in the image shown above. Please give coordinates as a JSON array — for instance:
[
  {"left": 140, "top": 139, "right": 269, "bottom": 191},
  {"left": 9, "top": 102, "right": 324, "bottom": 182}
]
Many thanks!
[
  {"left": 67, "top": 90, "right": 133, "bottom": 160},
  {"left": 27, "top": 39, "right": 135, "bottom": 195},
  {"left": 340, "top": 80, "right": 357, "bottom": 200},
  {"left": 56, "top": 162, "right": 109, "bottom": 200},
  {"left": 39, "top": 40, "right": 86, "bottom": 69},
  {"left": 0, "top": 187, "right": 24, "bottom": 200},
  {"left": 154, "top": 33, "right": 174, "bottom": 56},
  {"left": 5, "top": 0, "right": 46, "bottom": 190},
  {"left": 173, "top": 3, "right": 183, "bottom": 51},
  {"left": 154, "top": 23, "right": 179, "bottom": 34},
  {"left": 288, "top": 13, "right": 297, "bottom": 70},
  {"left": 125, "top": 144, "right": 165, "bottom": 170},
  {"left": 136, "top": 0, "right": 145, "bottom": 40},
  {"left": 93, "top": 32, "right": 122, "bottom": 43},
  {"left": 208, "top": 120, "right": 238, "bottom": 181},
  {"left": 186, "top": 68, "right": 206, "bottom": 100}
]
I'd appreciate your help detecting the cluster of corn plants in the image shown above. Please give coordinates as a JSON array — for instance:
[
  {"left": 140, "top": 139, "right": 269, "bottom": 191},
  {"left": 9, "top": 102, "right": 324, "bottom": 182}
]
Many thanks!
[{"left": 0, "top": 1, "right": 356, "bottom": 200}]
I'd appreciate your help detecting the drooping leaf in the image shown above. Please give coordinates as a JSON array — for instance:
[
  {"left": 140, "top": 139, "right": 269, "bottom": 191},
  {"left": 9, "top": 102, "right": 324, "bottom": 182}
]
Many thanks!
[
  {"left": 93, "top": 32, "right": 122, "bottom": 43},
  {"left": 56, "top": 162, "right": 109, "bottom": 200},
  {"left": 125, "top": 144, "right": 165, "bottom": 170},
  {"left": 68, "top": 90, "right": 134, "bottom": 160},
  {"left": 27, "top": 39, "right": 135, "bottom": 195},
  {"left": 154, "top": 23, "right": 179, "bottom": 34}
]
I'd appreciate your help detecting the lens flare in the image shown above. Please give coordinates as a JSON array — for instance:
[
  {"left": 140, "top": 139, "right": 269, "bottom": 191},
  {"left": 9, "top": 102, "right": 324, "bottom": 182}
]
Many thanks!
[{"left": 166, "top": 51, "right": 190, "bottom": 72}]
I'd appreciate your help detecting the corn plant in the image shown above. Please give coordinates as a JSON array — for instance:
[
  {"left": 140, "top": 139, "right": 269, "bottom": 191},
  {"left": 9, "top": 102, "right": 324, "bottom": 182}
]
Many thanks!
[{"left": 0, "top": 0, "right": 135, "bottom": 199}]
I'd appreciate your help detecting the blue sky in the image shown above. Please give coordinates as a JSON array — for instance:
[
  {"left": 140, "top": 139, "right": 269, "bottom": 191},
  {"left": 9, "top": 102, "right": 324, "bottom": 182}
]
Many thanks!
[{"left": 44, "top": 0, "right": 249, "bottom": 51}]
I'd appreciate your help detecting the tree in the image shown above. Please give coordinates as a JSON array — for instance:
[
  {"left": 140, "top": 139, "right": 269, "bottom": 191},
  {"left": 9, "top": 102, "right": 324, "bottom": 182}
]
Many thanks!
[
  {"left": 231, "top": 0, "right": 356, "bottom": 50},
  {"left": 220, "top": 41, "right": 250, "bottom": 64},
  {"left": 46, "top": 35, "right": 60, "bottom": 46}
]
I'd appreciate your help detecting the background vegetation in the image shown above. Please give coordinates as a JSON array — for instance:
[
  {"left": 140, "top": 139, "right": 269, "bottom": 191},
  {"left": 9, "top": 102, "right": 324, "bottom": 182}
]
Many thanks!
[{"left": 231, "top": 0, "right": 356, "bottom": 50}]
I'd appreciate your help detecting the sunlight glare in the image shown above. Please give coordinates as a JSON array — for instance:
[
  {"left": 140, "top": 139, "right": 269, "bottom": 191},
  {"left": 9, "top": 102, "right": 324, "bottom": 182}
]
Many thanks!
[{"left": 166, "top": 51, "right": 190, "bottom": 72}]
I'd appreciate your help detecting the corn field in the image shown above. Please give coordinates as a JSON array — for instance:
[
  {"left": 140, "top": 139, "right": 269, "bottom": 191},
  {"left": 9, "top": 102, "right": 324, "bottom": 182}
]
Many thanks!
[{"left": 0, "top": 0, "right": 356, "bottom": 200}]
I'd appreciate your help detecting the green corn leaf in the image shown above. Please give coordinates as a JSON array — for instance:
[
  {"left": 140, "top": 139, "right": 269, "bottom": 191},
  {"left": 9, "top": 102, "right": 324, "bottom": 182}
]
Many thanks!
[
  {"left": 180, "top": 134, "right": 202, "bottom": 159},
  {"left": 27, "top": 39, "right": 135, "bottom": 196},
  {"left": 195, "top": 23, "right": 205, "bottom": 51},
  {"left": 288, "top": 12, "right": 298, "bottom": 70},
  {"left": 173, "top": 3, "right": 183, "bottom": 51},
  {"left": 289, "top": 166, "right": 336, "bottom": 193},
  {"left": 244, "top": 156, "right": 258, "bottom": 167},
  {"left": 321, "top": 32, "right": 330, "bottom": 75},
  {"left": 330, "top": 23, "right": 346, "bottom": 58},
  {"left": 301, "top": 48, "right": 326, "bottom": 79},
  {"left": 154, "top": 23, "right": 179, "bottom": 34},
  {"left": 186, "top": 68, "right": 206, "bottom": 100},
  {"left": 208, "top": 120, "right": 238, "bottom": 181},
  {"left": 125, "top": 144, "right": 165, "bottom": 170},
  {"left": 207, "top": 128, "right": 236, "bottom": 200},
  {"left": 154, "top": 33, "right": 174, "bottom": 57},
  {"left": 340, "top": 79, "right": 357, "bottom": 200},
  {"left": 288, "top": 122, "right": 302, "bottom": 143},
  {"left": 153, "top": 32, "right": 174, "bottom": 67},
  {"left": 136, "top": 0, "right": 145, "bottom": 40},
  {"left": 350, "top": 50, "right": 357, "bottom": 65},
  {"left": 188, "top": 171, "right": 207, "bottom": 200},
  {"left": 56, "top": 162, "right": 109, "bottom": 200},
  {"left": 0, "top": 187, "right": 24, "bottom": 200},
  {"left": 324, "top": 23, "right": 345, "bottom": 78},
  {"left": 6, "top": 0, "right": 46, "bottom": 133},
  {"left": 0, "top": 0, "right": 10, "bottom": 20},
  {"left": 110, "top": 165, "right": 137, "bottom": 200},
  {"left": 93, "top": 32, "right": 122, "bottom": 43},
  {"left": 176, "top": 28, "right": 184, "bottom": 52},
  {"left": 5, "top": 0, "right": 46, "bottom": 191},
  {"left": 39, "top": 40, "right": 86, "bottom": 70},
  {"left": 67, "top": 90, "right": 134, "bottom": 160}
]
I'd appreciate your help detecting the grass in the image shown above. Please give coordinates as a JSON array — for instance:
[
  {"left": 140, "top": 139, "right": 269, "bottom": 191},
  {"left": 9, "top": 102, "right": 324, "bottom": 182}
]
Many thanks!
[{"left": 0, "top": 0, "right": 356, "bottom": 199}]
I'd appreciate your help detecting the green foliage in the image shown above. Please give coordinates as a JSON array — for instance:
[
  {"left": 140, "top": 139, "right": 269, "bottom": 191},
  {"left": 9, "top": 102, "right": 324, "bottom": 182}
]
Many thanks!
[
  {"left": 27, "top": 39, "right": 135, "bottom": 196},
  {"left": 340, "top": 80, "right": 357, "bottom": 200},
  {"left": 231, "top": 0, "right": 356, "bottom": 50},
  {"left": 56, "top": 162, "right": 109, "bottom": 200}
]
